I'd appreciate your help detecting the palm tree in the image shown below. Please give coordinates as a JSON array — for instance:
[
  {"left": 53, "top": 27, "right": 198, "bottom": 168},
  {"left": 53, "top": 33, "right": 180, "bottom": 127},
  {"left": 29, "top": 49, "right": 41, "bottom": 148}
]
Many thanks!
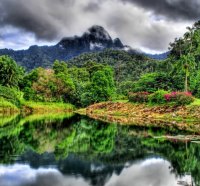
[
  {"left": 179, "top": 27, "right": 196, "bottom": 92},
  {"left": 178, "top": 54, "right": 195, "bottom": 92}
]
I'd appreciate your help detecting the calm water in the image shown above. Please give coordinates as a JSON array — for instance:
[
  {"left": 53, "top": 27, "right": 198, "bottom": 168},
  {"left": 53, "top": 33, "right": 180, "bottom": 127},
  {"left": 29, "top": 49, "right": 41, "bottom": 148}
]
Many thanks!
[{"left": 0, "top": 113, "right": 199, "bottom": 186}]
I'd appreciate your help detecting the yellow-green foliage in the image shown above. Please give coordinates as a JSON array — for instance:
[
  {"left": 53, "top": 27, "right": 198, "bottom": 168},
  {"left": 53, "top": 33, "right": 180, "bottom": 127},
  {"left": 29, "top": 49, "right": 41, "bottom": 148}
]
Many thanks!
[
  {"left": 0, "top": 85, "right": 23, "bottom": 107},
  {"left": 0, "top": 114, "right": 19, "bottom": 127},
  {"left": 23, "top": 101, "right": 75, "bottom": 113},
  {"left": 0, "top": 97, "right": 19, "bottom": 113},
  {"left": 18, "top": 113, "right": 74, "bottom": 126},
  {"left": 190, "top": 99, "right": 200, "bottom": 106}
]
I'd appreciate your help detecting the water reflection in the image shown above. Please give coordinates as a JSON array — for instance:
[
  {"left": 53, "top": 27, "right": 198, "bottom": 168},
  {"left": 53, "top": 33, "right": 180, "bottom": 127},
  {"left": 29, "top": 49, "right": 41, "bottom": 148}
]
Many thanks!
[
  {"left": 0, "top": 164, "right": 89, "bottom": 186},
  {"left": 105, "top": 158, "right": 192, "bottom": 186},
  {"left": 0, "top": 158, "right": 192, "bottom": 186},
  {"left": 0, "top": 114, "right": 199, "bottom": 186}
]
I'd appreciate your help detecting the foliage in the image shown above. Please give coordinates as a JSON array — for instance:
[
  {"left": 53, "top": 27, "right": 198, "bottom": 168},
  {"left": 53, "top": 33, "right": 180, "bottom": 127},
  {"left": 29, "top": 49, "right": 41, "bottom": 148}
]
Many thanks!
[
  {"left": 22, "top": 65, "right": 75, "bottom": 102},
  {"left": 128, "top": 92, "right": 150, "bottom": 103},
  {"left": 53, "top": 60, "right": 68, "bottom": 74},
  {"left": 0, "top": 85, "right": 23, "bottom": 107},
  {"left": 133, "top": 72, "right": 174, "bottom": 93},
  {"left": 118, "top": 81, "right": 135, "bottom": 95},
  {"left": 164, "top": 92, "right": 194, "bottom": 105},
  {"left": 190, "top": 70, "right": 200, "bottom": 98},
  {"left": 0, "top": 55, "right": 24, "bottom": 87},
  {"left": 80, "top": 65, "right": 116, "bottom": 106},
  {"left": 169, "top": 21, "right": 200, "bottom": 92},
  {"left": 68, "top": 49, "right": 159, "bottom": 82},
  {"left": 0, "top": 97, "right": 18, "bottom": 112},
  {"left": 128, "top": 90, "right": 194, "bottom": 106},
  {"left": 19, "top": 60, "right": 116, "bottom": 106},
  {"left": 23, "top": 101, "right": 74, "bottom": 113},
  {"left": 148, "top": 90, "right": 169, "bottom": 104}
]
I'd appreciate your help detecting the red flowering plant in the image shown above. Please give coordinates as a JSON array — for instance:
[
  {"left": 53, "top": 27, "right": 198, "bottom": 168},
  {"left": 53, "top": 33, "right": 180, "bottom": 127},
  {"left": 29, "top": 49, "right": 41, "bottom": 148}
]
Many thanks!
[{"left": 164, "top": 91, "right": 194, "bottom": 105}]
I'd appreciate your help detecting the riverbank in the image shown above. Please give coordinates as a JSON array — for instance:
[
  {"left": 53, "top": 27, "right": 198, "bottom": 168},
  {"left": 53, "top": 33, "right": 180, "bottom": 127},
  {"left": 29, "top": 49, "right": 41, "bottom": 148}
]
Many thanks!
[
  {"left": 86, "top": 101, "right": 200, "bottom": 133},
  {"left": 22, "top": 101, "right": 75, "bottom": 114},
  {"left": 0, "top": 97, "right": 75, "bottom": 115},
  {"left": 0, "top": 97, "right": 19, "bottom": 115}
]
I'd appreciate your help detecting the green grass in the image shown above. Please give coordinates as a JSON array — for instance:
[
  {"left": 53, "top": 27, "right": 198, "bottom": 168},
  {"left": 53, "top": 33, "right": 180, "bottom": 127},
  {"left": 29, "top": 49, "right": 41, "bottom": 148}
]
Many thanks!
[
  {"left": 18, "top": 112, "right": 74, "bottom": 126},
  {"left": 0, "top": 97, "right": 18, "bottom": 108},
  {"left": 190, "top": 98, "right": 200, "bottom": 106},
  {"left": 112, "top": 100, "right": 129, "bottom": 103},
  {"left": 75, "top": 108, "right": 87, "bottom": 115},
  {"left": 0, "top": 97, "right": 19, "bottom": 113},
  {"left": 0, "top": 113, "right": 19, "bottom": 126},
  {"left": 23, "top": 101, "right": 75, "bottom": 113}
]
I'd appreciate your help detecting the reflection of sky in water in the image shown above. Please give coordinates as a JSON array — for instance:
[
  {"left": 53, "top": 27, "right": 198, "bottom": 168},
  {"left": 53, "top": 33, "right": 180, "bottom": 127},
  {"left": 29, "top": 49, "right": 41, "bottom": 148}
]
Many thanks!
[{"left": 0, "top": 158, "right": 192, "bottom": 186}]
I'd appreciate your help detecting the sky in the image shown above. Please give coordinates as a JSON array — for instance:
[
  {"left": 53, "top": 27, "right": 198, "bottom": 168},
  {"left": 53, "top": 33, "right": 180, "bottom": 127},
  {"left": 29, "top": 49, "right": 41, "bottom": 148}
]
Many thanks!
[{"left": 0, "top": 0, "right": 200, "bottom": 54}]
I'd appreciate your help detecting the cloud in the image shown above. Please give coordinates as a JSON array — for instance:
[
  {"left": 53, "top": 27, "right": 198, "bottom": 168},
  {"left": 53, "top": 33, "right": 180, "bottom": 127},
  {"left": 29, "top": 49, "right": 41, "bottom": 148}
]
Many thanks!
[
  {"left": 0, "top": 26, "right": 53, "bottom": 50},
  {"left": 120, "top": 0, "right": 200, "bottom": 21},
  {"left": 0, "top": 0, "right": 197, "bottom": 52}
]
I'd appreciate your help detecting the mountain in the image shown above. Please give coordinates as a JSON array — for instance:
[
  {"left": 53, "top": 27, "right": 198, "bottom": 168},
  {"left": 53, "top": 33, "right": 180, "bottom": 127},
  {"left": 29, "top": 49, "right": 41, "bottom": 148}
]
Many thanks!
[
  {"left": 145, "top": 52, "right": 169, "bottom": 60},
  {"left": 0, "top": 25, "right": 126, "bottom": 71}
]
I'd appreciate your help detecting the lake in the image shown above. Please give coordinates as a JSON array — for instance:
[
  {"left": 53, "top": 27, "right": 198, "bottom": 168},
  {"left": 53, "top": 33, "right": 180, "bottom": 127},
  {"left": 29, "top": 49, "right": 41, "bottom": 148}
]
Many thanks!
[{"left": 0, "top": 113, "right": 199, "bottom": 186}]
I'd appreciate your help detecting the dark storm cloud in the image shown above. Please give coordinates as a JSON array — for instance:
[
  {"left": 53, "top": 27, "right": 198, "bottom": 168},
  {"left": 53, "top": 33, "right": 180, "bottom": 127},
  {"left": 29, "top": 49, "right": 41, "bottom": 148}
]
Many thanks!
[
  {"left": 121, "top": 0, "right": 200, "bottom": 20},
  {"left": 0, "top": 0, "right": 76, "bottom": 40},
  {"left": 84, "top": 2, "right": 100, "bottom": 12},
  {"left": 0, "top": 0, "right": 196, "bottom": 52},
  {"left": 0, "top": 1, "right": 55, "bottom": 40}
]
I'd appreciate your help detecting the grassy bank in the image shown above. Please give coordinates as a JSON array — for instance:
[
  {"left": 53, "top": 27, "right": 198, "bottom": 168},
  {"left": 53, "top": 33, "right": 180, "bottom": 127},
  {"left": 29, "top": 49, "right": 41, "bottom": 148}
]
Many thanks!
[
  {"left": 22, "top": 101, "right": 75, "bottom": 114},
  {"left": 0, "top": 97, "right": 19, "bottom": 114},
  {"left": 0, "top": 96, "right": 75, "bottom": 115},
  {"left": 86, "top": 100, "right": 200, "bottom": 133}
]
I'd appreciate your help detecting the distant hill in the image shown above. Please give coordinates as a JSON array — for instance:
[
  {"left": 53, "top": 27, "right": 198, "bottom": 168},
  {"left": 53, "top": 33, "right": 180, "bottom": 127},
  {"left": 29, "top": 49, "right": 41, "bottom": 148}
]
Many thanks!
[
  {"left": 0, "top": 25, "right": 128, "bottom": 71},
  {"left": 145, "top": 52, "right": 170, "bottom": 60}
]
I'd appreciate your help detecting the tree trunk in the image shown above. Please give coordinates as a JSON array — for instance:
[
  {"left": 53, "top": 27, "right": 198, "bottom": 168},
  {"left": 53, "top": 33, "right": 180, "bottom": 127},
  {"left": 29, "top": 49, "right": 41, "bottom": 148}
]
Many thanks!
[{"left": 185, "top": 73, "right": 188, "bottom": 92}]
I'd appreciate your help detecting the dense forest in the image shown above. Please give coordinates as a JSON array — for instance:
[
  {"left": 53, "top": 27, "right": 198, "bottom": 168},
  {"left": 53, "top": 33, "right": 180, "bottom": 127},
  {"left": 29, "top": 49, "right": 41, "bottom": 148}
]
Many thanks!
[{"left": 1, "top": 20, "right": 200, "bottom": 108}]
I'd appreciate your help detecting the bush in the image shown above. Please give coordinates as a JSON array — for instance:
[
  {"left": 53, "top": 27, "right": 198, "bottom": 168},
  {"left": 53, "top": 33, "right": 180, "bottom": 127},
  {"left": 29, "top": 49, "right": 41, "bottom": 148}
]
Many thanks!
[
  {"left": 164, "top": 92, "right": 194, "bottom": 105},
  {"left": 128, "top": 92, "right": 150, "bottom": 103},
  {"left": 133, "top": 72, "right": 174, "bottom": 93},
  {"left": 148, "top": 90, "right": 169, "bottom": 104},
  {"left": 0, "top": 85, "right": 23, "bottom": 107}
]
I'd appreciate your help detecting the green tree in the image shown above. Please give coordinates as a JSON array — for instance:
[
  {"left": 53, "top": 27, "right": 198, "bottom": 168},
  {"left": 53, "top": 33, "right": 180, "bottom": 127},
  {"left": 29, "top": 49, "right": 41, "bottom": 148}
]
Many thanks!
[
  {"left": 174, "top": 54, "right": 195, "bottom": 92},
  {"left": 0, "top": 55, "right": 24, "bottom": 87},
  {"left": 133, "top": 72, "right": 174, "bottom": 93},
  {"left": 53, "top": 60, "right": 68, "bottom": 75},
  {"left": 81, "top": 66, "right": 116, "bottom": 106}
]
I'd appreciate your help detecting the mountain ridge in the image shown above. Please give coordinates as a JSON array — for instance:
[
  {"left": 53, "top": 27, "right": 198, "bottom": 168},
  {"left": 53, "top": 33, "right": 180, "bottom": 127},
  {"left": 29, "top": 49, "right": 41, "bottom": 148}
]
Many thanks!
[{"left": 0, "top": 25, "right": 168, "bottom": 70}]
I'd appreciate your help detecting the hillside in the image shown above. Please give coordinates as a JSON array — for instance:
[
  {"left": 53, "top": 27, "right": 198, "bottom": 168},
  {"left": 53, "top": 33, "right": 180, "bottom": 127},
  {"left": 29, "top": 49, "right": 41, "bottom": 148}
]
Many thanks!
[{"left": 68, "top": 49, "right": 159, "bottom": 82}]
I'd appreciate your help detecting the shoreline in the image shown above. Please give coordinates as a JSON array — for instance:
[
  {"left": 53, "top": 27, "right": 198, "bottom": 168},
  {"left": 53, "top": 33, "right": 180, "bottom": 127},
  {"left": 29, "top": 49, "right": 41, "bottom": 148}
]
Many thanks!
[
  {"left": 2, "top": 99, "right": 200, "bottom": 133},
  {"left": 0, "top": 101, "right": 75, "bottom": 115},
  {"left": 85, "top": 101, "right": 200, "bottom": 133}
]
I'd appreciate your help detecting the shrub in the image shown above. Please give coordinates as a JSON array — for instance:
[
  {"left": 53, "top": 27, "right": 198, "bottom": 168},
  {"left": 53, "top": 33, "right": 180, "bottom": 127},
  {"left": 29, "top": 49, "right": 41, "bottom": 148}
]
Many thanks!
[
  {"left": 148, "top": 90, "right": 169, "bottom": 104},
  {"left": 164, "top": 92, "right": 194, "bottom": 105},
  {"left": 128, "top": 92, "right": 150, "bottom": 103},
  {"left": 0, "top": 85, "right": 23, "bottom": 107},
  {"left": 133, "top": 72, "right": 174, "bottom": 93}
]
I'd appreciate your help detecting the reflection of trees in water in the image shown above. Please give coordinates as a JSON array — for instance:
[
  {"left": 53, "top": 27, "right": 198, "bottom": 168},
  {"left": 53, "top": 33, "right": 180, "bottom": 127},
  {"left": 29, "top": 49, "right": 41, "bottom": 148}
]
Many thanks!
[{"left": 0, "top": 114, "right": 200, "bottom": 185}]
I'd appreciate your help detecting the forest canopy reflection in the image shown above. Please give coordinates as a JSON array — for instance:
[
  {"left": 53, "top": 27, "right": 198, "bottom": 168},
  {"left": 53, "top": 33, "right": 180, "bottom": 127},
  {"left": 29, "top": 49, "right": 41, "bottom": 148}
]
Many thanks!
[{"left": 0, "top": 114, "right": 199, "bottom": 186}]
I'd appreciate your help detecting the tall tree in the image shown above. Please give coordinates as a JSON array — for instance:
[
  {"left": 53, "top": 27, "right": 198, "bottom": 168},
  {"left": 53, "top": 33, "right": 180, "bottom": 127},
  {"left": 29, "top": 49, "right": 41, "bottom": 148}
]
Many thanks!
[{"left": 0, "top": 55, "right": 24, "bottom": 87}]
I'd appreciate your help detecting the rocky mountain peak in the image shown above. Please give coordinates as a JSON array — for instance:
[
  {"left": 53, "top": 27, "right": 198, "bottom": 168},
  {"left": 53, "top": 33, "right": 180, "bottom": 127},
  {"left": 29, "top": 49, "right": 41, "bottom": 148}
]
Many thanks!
[
  {"left": 58, "top": 25, "right": 125, "bottom": 51},
  {"left": 86, "top": 25, "right": 112, "bottom": 41}
]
